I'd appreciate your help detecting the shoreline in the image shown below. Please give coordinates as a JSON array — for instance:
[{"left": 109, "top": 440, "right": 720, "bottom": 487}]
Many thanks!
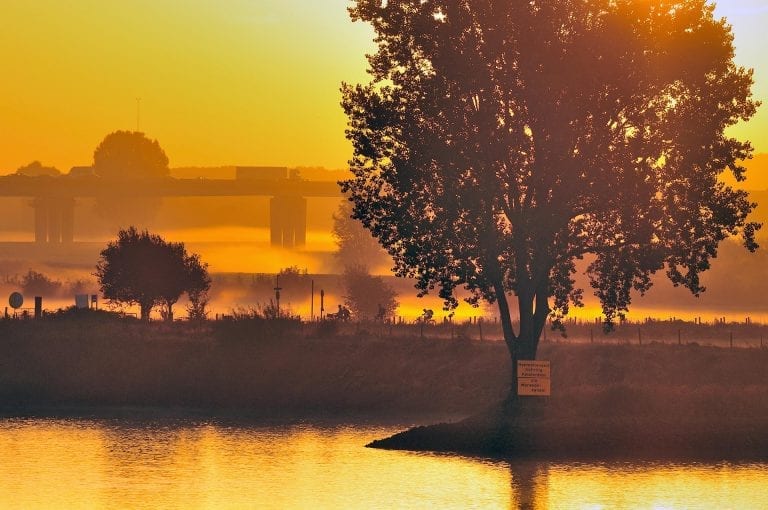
[
  {"left": 0, "top": 403, "right": 462, "bottom": 430},
  {"left": 2, "top": 316, "right": 768, "bottom": 459}
]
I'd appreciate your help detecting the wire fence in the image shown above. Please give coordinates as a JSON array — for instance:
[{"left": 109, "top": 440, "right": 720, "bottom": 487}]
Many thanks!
[{"left": 305, "top": 316, "right": 768, "bottom": 350}]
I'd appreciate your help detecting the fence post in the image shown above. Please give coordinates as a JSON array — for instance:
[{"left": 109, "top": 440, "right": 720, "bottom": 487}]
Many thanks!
[{"left": 34, "top": 297, "right": 42, "bottom": 319}]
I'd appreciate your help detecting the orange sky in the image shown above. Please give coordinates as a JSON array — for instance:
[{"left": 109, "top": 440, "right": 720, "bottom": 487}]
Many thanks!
[{"left": 0, "top": 0, "right": 766, "bottom": 180}]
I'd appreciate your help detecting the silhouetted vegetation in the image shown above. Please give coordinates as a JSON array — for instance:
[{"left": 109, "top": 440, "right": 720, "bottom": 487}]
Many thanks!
[
  {"left": 216, "top": 304, "right": 303, "bottom": 342},
  {"left": 342, "top": 265, "right": 398, "bottom": 321},
  {"left": 1, "top": 269, "right": 96, "bottom": 301},
  {"left": 19, "top": 269, "right": 61, "bottom": 296},
  {"left": 95, "top": 227, "right": 211, "bottom": 320},
  {"left": 93, "top": 131, "right": 169, "bottom": 179},
  {"left": 342, "top": 0, "right": 760, "bottom": 392},
  {"left": 332, "top": 199, "right": 390, "bottom": 271},
  {"left": 331, "top": 200, "right": 398, "bottom": 320},
  {"left": 92, "top": 130, "right": 169, "bottom": 226},
  {"left": 15, "top": 161, "right": 61, "bottom": 177},
  {"left": 46, "top": 305, "right": 127, "bottom": 321}
]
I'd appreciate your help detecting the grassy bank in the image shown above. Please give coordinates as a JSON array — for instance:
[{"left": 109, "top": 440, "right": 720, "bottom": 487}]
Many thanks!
[
  {"left": 2, "top": 312, "right": 768, "bottom": 458},
  {"left": 0, "top": 313, "right": 507, "bottom": 418},
  {"left": 369, "top": 341, "right": 768, "bottom": 459}
]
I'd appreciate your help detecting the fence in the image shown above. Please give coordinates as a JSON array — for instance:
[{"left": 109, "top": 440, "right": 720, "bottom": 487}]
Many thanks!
[{"left": 311, "top": 316, "right": 768, "bottom": 350}]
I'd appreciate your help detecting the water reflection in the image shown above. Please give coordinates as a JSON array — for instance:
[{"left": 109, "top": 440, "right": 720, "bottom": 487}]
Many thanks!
[
  {"left": 532, "top": 461, "right": 768, "bottom": 509},
  {"left": 0, "top": 418, "right": 766, "bottom": 509}
]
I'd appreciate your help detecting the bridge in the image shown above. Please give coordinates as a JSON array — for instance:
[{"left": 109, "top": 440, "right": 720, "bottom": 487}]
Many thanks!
[{"left": 0, "top": 175, "right": 342, "bottom": 248}]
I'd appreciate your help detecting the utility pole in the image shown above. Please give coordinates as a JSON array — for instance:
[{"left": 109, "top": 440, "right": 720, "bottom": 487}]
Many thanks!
[
  {"left": 274, "top": 274, "right": 282, "bottom": 317},
  {"left": 136, "top": 97, "right": 141, "bottom": 132}
]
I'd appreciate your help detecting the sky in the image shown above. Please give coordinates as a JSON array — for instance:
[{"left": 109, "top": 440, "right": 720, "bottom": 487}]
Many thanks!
[
  {"left": 0, "top": 0, "right": 375, "bottom": 172},
  {"left": 0, "top": 0, "right": 766, "bottom": 176}
]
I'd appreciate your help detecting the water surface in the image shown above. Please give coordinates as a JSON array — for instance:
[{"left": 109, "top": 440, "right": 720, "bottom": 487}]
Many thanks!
[{"left": 0, "top": 418, "right": 766, "bottom": 509}]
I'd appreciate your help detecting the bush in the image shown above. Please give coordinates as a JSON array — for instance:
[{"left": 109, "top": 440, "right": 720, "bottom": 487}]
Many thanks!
[
  {"left": 20, "top": 270, "right": 61, "bottom": 297},
  {"left": 215, "top": 305, "right": 302, "bottom": 342}
]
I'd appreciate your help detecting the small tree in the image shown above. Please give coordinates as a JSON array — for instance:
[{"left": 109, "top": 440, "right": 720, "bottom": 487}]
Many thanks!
[
  {"left": 20, "top": 270, "right": 61, "bottom": 297},
  {"left": 342, "top": 264, "right": 398, "bottom": 321},
  {"left": 16, "top": 161, "right": 61, "bottom": 177},
  {"left": 183, "top": 252, "right": 211, "bottom": 321},
  {"left": 332, "top": 199, "right": 391, "bottom": 271},
  {"left": 95, "top": 227, "right": 211, "bottom": 321}
]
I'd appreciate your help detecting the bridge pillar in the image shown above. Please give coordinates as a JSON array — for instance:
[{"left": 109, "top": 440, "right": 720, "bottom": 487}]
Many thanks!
[
  {"left": 269, "top": 196, "right": 307, "bottom": 248},
  {"left": 33, "top": 198, "right": 75, "bottom": 243},
  {"left": 47, "top": 202, "right": 62, "bottom": 243},
  {"left": 33, "top": 199, "right": 48, "bottom": 243},
  {"left": 60, "top": 199, "right": 74, "bottom": 243}
]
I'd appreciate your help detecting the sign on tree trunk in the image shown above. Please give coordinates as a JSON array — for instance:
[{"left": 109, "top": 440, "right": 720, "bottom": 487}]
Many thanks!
[{"left": 517, "top": 360, "right": 551, "bottom": 396}]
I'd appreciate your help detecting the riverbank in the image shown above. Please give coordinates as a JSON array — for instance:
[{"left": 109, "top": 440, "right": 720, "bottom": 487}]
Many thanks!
[
  {"left": 2, "top": 314, "right": 768, "bottom": 458},
  {"left": 0, "top": 313, "right": 507, "bottom": 418},
  {"left": 368, "top": 341, "right": 768, "bottom": 459}
]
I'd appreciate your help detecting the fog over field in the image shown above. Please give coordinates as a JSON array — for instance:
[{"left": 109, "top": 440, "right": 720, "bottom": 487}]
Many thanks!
[{"left": 0, "top": 161, "right": 765, "bottom": 322}]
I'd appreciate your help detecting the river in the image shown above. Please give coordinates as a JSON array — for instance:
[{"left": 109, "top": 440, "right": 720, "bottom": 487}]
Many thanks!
[{"left": 0, "top": 417, "right": 766, "bottom": 509}]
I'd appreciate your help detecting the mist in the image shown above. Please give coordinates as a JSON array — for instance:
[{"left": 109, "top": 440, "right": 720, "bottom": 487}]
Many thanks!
[{"left": 0, "top": 165, "right": 765, "bottom": 322}]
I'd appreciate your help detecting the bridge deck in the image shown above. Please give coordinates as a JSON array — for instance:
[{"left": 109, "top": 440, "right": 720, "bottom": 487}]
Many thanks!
[{"left": 0, "top": 176, "right": 342, "bottom": 198}]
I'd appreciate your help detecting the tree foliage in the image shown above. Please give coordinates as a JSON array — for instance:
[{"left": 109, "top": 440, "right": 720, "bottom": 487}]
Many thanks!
[
  {"left": 332, "top": 199, "right": 391, "bottom": 271},
  {"left": 93, "top": 131, "right": 169, "bottom": 179},
  {"left": 342, "top": 264, "right": 399, "bottom": 321},
  {"left": 20, "top": 269, "right": 61, "bottom": 297},
  {"left": 91, "top": 131, "right": 169, "bottom": 227},
  {"left": 95, "top": 227, "right": 211, "bottom": 320},
  {"left": 342, "top": 0, "right": 760, "bottom": 364},
  {"left": 16, "top": 161, "right": 61, "bottom": 177}
]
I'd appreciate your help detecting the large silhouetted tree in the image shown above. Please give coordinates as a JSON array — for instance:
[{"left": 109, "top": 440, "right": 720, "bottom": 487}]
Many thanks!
[
  {"left": 92, "top": 131, "right": 169, "bottom": 227},
  {"left": 93, "top": 131, "right": 169, "bottom": 179},
  {"left": 342, "top": 0, "right": 760, "bottom": 389},
  {"left": 96, "top": 227, "right": 211, "bottom": 321}
]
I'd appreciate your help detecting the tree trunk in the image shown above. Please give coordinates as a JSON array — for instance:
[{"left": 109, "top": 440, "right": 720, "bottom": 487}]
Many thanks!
[
  {"left": 140, "top": 302, "right": 152, "bottom": 321},
  {"left": 164, "top": 302, "right": 174, "bottom": 322},
  {"left": 494, "top": 284, "right": 548, "bottom": 403},
  {"left": 493, "top": 284, "right": 519, "bottom": 396}
]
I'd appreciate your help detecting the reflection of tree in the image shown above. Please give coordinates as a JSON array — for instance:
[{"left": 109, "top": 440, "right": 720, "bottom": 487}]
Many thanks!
[
  {"left": 92, "top": 131, "right": 170, "bottom": 229},
  {"left": 509, "top": 461, "right": 547, "bottom": 510}
]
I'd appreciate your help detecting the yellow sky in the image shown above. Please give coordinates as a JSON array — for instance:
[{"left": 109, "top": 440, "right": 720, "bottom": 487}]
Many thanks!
[{"left": 0, "top": 0, "right": 766, "bottom": 175}]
